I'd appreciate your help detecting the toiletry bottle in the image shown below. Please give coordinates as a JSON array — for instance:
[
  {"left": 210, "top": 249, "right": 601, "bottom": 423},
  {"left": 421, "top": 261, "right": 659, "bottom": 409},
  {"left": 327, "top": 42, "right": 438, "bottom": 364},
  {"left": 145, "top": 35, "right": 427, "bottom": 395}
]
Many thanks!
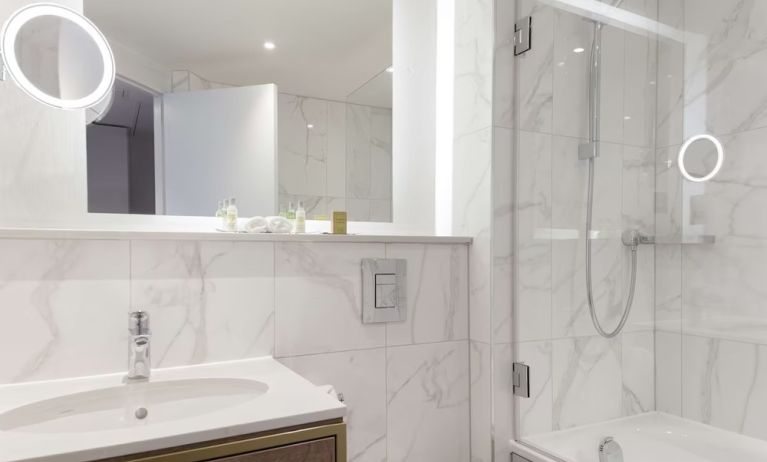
[
  {"left": 226, "top": 197, "right": 238, "bottom": 232},
  {"left": 215, "top": 201, "right": 224, "bottom": 219},
  {"left": 287, "top": 201, "right": 296, "bottom": 232},
  {"left": 295, "top": 200, "right": 306, "bottom": 234},
  {"left": 220, "top": 199, "right": 230, "bottom": 229},
  {"left": 279, "top": 203, "right": 287, "bottom": 218}
]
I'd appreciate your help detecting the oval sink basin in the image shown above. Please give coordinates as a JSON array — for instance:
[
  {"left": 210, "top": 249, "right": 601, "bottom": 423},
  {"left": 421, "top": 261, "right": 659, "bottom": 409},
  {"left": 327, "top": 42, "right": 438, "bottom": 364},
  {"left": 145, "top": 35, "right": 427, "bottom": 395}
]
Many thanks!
[{"left": 0, "top": 378, "right": 268, "bottom": 433}]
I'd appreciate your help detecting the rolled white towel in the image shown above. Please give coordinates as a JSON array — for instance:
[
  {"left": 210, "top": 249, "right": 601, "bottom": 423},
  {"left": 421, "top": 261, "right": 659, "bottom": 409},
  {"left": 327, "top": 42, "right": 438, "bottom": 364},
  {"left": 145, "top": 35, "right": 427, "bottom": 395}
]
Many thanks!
[
  {"left": 243, "top": 216, "right": 268, "bottom": 233},
  {"left": 266, "top": 216, "right": 293, "bottom": 234}
]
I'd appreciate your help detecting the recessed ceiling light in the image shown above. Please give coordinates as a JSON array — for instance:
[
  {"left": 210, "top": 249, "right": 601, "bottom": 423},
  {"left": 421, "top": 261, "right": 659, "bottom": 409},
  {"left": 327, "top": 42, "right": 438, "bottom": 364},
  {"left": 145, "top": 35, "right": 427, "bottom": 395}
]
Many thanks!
[
  {"left": 624, "top": 115, "right": 631, "bottom": 120},
  {"left": 573, "top": 47, "right": 585, "bottom": 53},
  {"left": 307, "top": 123, "right": 314, "bottom": 129},
  {"left": 386, "top": 66, "right": 394, "bottom": 73},
  {"left": 263, "top": 41, "right": 276, "bottom": 50}
]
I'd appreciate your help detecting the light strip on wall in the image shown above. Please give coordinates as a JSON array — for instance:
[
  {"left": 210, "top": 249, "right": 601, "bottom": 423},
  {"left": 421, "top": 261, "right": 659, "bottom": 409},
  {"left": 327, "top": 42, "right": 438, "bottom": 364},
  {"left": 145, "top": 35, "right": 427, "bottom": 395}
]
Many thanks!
[{"left": 435, "top": 0, "right": 455, "bottom": 236}]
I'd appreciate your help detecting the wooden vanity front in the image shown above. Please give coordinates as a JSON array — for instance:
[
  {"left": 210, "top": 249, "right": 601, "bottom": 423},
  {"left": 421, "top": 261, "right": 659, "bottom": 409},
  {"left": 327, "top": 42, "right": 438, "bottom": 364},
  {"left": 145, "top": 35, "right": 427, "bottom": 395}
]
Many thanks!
[{"left": 101, "top": 419, "right": 346, "bottom": 462}]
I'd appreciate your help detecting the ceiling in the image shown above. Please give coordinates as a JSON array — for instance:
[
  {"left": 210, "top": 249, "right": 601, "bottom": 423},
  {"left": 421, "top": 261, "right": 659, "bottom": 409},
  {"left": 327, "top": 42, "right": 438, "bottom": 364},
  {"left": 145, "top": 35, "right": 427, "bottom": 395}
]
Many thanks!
[{"left": 84, "top": 0, "right": 392, "bottom": 105}]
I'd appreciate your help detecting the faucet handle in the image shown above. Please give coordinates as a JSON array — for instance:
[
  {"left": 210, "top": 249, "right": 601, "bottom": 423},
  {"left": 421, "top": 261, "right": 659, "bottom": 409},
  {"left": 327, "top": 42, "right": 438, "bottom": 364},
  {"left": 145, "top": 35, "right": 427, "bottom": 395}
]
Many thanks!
[{"left": 129, "top": 311, "right": 150, "bottom": 335}]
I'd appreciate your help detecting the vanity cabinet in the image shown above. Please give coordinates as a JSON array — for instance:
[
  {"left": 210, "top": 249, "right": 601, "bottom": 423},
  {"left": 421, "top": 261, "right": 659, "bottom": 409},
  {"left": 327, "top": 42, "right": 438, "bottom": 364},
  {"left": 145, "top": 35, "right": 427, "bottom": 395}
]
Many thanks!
[{"left": 104, "top": 420, "right": 346, "bottom": 462}]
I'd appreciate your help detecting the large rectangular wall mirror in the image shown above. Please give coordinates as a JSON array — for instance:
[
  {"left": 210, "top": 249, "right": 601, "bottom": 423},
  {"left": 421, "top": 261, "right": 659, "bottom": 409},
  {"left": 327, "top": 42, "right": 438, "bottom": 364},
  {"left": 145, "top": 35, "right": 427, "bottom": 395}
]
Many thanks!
[{"left": 83, "top": 0, "right": 392, "bottom": 223}]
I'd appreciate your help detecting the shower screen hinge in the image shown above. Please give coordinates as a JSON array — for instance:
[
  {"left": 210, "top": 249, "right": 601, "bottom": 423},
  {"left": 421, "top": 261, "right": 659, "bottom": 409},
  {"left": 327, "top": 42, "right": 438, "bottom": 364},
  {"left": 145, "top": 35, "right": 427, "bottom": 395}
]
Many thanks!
[
  {"left": 512, "top": 362, "right": 530, "bottom": 398},
  {"left": 514, "top": 16, "right": 532, "bottom": 56}
]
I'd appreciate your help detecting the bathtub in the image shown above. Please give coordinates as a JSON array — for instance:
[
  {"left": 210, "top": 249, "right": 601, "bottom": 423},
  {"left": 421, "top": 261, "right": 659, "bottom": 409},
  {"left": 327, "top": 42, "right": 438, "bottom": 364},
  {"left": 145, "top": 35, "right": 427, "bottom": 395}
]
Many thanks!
[{"left": 510, "top": 412, "right": 767, "bottom": 462}]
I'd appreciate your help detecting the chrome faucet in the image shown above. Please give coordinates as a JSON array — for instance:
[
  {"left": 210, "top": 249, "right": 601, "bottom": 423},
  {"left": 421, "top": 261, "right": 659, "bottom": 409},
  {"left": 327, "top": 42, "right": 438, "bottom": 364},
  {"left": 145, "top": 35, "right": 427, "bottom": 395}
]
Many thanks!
[{"left": 126, "top": 311, "right": 151, "bottom": 382}]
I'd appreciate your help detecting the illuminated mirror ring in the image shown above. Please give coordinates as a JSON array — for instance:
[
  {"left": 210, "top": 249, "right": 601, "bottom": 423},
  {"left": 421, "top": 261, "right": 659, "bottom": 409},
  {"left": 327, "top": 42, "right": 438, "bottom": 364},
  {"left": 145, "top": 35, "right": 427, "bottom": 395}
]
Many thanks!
[
  {"left": 677, "top": 134, "right": 724, "bottom": 182},
  {"left": 0, "top": 3, "right": 115, "bottom": 110}
]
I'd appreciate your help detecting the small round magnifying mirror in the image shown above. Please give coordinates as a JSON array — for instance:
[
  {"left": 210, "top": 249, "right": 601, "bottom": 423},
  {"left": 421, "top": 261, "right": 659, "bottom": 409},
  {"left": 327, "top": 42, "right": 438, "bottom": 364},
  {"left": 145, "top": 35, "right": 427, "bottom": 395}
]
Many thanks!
[
  {"left": 1, "top": 3, "right": 115, "bottom": 111},
  {"left": 677, "top": 134, "right": 724, "bottom": 182}
]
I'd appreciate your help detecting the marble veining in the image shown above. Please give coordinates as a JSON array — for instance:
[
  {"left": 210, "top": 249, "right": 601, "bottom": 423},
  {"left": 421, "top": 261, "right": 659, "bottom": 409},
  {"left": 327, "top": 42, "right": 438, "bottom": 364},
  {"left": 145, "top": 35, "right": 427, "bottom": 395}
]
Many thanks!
[
  {"left": 386, "top": 341, "right": 470, "bottom": 462},
  {"left": 278, "top": 94, "right": 392, "bottom": 222},
  {"left": 130, "top": 240, "right": 275, "bottom": 367}
]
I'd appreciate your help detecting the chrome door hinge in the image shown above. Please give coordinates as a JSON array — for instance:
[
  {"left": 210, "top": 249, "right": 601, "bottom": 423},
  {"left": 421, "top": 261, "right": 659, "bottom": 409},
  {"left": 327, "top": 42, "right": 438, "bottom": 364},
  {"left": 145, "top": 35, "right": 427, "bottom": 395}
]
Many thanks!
[
  {"left": 514, "top": 16, "right": 532, "bottom": 56},
  {"left": 512, "top": 362, "right": 530, "bottom": 398}
]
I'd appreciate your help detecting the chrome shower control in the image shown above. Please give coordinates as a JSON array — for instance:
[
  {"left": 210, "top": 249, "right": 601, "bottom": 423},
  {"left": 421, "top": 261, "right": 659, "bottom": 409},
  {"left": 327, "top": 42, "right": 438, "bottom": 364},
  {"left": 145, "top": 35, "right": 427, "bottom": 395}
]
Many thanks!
[{"left": 621, "top": 230, "right": 654, "bottom": 247}]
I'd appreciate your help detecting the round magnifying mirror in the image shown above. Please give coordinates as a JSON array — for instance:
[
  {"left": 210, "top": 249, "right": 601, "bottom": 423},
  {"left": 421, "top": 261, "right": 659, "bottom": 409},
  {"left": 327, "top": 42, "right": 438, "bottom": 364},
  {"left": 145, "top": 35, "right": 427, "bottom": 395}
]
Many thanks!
[
  {"left": 678, "top": 134, "right": 724, "bottom": 182},
  {"left": 1, "top": 3, "right": 115, "bottom": 110}
]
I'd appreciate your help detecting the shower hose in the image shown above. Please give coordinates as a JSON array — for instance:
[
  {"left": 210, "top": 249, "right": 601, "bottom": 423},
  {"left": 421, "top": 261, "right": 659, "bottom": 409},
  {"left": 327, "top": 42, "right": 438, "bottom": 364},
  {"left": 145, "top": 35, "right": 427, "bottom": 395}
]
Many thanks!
[{"left": 584, "top": 156, "right": 638, "bottom": 339}]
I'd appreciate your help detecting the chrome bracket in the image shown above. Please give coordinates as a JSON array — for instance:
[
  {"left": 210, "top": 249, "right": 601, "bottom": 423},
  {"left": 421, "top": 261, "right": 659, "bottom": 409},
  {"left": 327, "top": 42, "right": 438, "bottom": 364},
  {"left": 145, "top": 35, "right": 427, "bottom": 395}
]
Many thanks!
[
  {"left": 579, "top": 141, "right": 599, "bottom": 159},
  {"left": 512, "top": 362, "right": 530, "bottom": 398},
  {"left": 514, "top": 16, "right": 532, "bottom": 56}
]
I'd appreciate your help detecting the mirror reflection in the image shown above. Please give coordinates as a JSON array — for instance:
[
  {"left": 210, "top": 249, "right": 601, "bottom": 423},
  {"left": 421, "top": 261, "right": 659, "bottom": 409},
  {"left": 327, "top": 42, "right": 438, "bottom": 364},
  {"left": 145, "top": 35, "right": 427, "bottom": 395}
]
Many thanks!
[
  {"left": 15, "top": 15, "right": 103, "bottom": 101},
  {"left": 84, "top": 0, "right": 393, "bottom": 222}
]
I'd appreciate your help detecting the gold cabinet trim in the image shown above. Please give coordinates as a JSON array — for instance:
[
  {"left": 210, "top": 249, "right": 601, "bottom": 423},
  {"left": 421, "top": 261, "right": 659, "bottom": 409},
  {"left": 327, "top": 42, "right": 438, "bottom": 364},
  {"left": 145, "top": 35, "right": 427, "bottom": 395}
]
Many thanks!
[{"left": 115, "top": 421, "right": 347, "bottom": 462}]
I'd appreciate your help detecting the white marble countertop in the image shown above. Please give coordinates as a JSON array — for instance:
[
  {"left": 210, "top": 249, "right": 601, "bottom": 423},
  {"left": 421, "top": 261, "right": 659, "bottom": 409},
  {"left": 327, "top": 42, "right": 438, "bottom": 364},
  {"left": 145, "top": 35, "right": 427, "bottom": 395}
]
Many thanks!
[
  {"left": 0, "top": 227, "right": 472, "bottom": 244},
  {"left": 0, "top": 358, "right": 346, "bottom": 462}
]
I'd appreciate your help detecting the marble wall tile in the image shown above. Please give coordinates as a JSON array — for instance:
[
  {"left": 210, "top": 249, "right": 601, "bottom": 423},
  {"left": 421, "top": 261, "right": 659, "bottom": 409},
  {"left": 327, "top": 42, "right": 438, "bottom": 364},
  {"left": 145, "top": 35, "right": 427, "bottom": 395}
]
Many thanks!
[
  {"left": 369, "top": 108, "right": 393, "bottom": 201},
  {"left": 682, "top": 242, "right": 767, "bottom": 344},
  {"left": 743, "top": 344, "right": 767, "bottom": 442},
  {"left": 551, "top": 138, "right": 626, "bottom": 338},
  {"left": 385, "top": 244, "right": 469, "bottom": 346},
  {"left": 655, "top": 0, "right": 685, "bottom": 148},
  {"left": 552, "top": 9, "right": 592, "bottom": 139},
  {"left": 655, "top": 245, "right": 681, "bottom": 333},
  {"left": 682, "top": 0, "right": 767, "bottom": 137},
  {"left": 515, "top": 0, "right": 553, "bottom": 134},
  {"left": 622, "top": 146, "right": 655, "bottom": 332},
  {"left": 622, "top": 331, "right": 654, "bottom": 415},
  {"left": 655, "top": 330, "right": 682, "bottom": 416},
  {"left": 493, "top": 0, "right": 517, "bottom": 129},
  {"left": 470, "top": 341, "right": 493, "bottom": 462},
  {"left": 681, "top": 335, "right": 765, "bottom": 436},
  {"left": 453, "top": 127, "right": 493, "bottom": 344},
  {"left": 687, "top": 127, "right": 767, "bottom": 241},
  {"left": 493, "top": 343, "right": 515, "bottom": 461},
  {"left": 130, "top": 241, "right": 274, "bottom": 367},
  {"left": 279, "top": 94, "right": 328, "bottom": 197},
  {"left": 552, "top": 335, "right": 622, "bottom": 430},
  {"left": 279, "top": 349, "right": 387, "bottom": 462},
  {"left": 387, "top": 340, "right": 470, "bottom": 462},
  {"left": 278, "top": 94, "right": 391, "bottom": 221},
  {"left": 516, "top": 131, "right": 552, "bottom": 342},
  {"left": 274, "top": 243, "right": 385, "bottom": 357},
  {"left": 494, "top": 127, "right": 514, "bottom": 344},
  {"left": 516, "top": 340, "right": 553, "bottom": 437},
  {"left": 622, "top": 1, "right": 657, "bottom": 149},
  {"left": 326, "top": 101, "right": 348, "bottom": 198},
  {"left": 347, "top": 104, "right": 373, "bottom": 200},
  {"left": 0, "top": 240, "right": 129, "bottom": 384},
  {"left": 454, "top": 0, "right": 494, "bottom": 138}
]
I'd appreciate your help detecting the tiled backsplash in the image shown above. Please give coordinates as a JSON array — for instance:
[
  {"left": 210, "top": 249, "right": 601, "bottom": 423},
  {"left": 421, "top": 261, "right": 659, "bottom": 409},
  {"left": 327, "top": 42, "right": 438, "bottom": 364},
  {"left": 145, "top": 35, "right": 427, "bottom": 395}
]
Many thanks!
[{"left": 0, "top": 238, "right": 470, "bottom": 462}]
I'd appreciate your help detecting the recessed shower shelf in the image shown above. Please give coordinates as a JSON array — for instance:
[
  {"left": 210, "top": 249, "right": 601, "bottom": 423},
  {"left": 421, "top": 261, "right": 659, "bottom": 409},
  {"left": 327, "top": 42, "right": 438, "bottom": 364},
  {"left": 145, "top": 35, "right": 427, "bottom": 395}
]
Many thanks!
[
  {"left": 533, "top": 229, "right": 716, "bottom": 245},
  {"left": 653, "top": 235, "right": 716, "bottom": 245}
]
